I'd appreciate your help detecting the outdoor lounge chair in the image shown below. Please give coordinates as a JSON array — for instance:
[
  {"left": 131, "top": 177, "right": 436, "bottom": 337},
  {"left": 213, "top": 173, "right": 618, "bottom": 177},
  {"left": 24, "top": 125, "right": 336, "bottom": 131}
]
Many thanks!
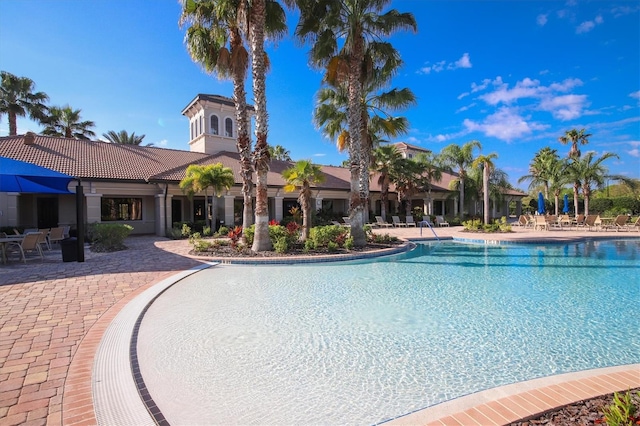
[
  {"left": 48, "top": 227, "right": 65, "bottom": 247},
  {"left": 613, "top": 215, "right": 630, "bottom": 232},
  {"left": 626, "top": 216, "right": 640, "bottom": 232},
  {"left": 392, "top": 216, "right": 406, "bottom": 227},
  {"left": 514, "top": 215, "right": 528, "bottom": 227},
  {"left": 584, "top": 215, "right": 600, "bottom": 231},
  {"left": 421, "top": 216, "right": 433, "bottom": 227},
  {"left": 533, "top": 215, "right": 548, "bottom": 230},
  {"left": 5, "top": 232, "right": 44, "bottom": 263},
  {"left": 405, "top": 215, "right": 417, "bottom": 227},
  {"left": 375, "top": 216, "right": 393, "bottom": 228},
  {"left": 435, "top": 216, "right": 449, "bottom": 227},
  {"left": 574, "top": 214, "right": 586, "bottom": 229}
]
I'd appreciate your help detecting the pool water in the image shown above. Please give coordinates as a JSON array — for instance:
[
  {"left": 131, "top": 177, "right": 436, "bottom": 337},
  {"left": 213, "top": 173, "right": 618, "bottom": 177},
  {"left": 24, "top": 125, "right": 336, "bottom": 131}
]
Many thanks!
[{"left": 138, "top": 239, "right": 640, "bottom": 425}]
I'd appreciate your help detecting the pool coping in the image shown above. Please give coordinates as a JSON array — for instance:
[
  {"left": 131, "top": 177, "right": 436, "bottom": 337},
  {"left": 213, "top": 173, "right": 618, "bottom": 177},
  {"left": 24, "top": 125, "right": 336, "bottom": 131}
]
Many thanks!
[{"left": 89, "top": 237, "right": 640, "bottom": 425}]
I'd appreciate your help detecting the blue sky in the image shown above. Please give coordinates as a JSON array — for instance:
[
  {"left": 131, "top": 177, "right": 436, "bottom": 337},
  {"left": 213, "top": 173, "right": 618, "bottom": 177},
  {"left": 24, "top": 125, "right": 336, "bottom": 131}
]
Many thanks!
[{"left": 1, "top": 0, "right": 639, "bottom": 189}]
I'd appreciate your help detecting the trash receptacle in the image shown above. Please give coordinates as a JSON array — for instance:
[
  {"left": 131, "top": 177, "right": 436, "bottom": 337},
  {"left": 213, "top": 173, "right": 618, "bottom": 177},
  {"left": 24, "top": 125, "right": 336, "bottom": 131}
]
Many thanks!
[{"left": 60, "top": 238, "right": 78, "bottom": 262}]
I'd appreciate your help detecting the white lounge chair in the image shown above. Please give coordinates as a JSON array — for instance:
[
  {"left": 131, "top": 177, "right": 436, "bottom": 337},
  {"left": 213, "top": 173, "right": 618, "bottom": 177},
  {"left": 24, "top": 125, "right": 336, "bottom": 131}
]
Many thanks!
[
  {"left": 421, "top": 216, "right": 433, "bottom": 227},
  {"left": 392, "top": 216, "right": 406, "bottom": 227},
  {"left": 435, "top": 216, "right": 449, "bottom": 227},
  {"left": 405, "top": 215, "right": 417, "bottom": 227},
  {"left": 375, "top": 216, "right": 392, "bottom": 228}
]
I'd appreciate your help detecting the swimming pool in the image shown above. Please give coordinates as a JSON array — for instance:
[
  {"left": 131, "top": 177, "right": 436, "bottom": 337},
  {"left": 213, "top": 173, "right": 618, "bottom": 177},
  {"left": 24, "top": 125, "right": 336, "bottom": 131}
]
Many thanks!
[{"left": 137, "top": 239, "right": 639, "bottom": 425}]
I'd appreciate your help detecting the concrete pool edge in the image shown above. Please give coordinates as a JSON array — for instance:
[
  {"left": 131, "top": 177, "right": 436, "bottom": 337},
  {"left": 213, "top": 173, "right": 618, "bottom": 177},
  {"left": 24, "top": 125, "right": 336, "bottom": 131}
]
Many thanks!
[
  {"left": 91, "top": 263, "right": 216, "bottom": 426},
  {"left": 383, "top": 364, "right": 640, "bottom": 425}
]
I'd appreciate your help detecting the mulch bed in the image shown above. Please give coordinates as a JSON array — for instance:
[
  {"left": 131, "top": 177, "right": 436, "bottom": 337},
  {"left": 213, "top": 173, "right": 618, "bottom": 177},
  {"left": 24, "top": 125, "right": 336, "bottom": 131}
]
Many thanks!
[{"left": 510, "top": 388, "right": 640, "bottom": 426}]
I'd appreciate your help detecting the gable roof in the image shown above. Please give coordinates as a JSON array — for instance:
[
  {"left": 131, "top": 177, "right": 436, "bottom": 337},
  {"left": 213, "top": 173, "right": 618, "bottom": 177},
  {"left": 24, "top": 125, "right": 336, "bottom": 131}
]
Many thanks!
[{"left": 181, "top": 94, "right": 255, "bottom": 116}]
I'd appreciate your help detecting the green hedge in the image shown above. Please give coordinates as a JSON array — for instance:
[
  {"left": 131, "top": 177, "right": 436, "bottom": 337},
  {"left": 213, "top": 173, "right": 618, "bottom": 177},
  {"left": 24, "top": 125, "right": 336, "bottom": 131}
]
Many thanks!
[{"left": 87, "top": 223, "right": 133, "bottom": 252}]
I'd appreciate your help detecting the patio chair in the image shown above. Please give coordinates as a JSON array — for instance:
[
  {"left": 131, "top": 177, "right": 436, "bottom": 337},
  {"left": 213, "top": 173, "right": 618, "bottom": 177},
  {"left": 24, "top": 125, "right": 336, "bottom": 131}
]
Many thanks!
[
  {"left": 375, "top": 216, "right": 393, "bottom": 228},
  {"left": 38, "top": 228, "right": 51, "bottom": 250},
  {"left": 584, "top": 215, "right": 600, "bottom": 231},
  {"left": 62, "top": 225, "right": 71, "bottom": 238},
  {"left": 392, "top": 216, "right": 406, "bottom": 227},
  {"left": 5, "top": 232, "right": 44, "bottom": 263},
  {"left": 613, "top": 215, "right": 630, "bottom": 232},
  {"left": 534, "top": 215, "right": 548, "bottom": 231},
  {"left": 626, "top": 216, "right": 640, "bottom": 232},
  {"left": 421, "top": 216, "right": 434, "bottom": 227},
  {"left": 574, "top": 214, "right": 586, "bottom": 229},
  {"left": 331, "top": 220, "right": 349, "bottom": 228},
  {"left": 514, "top": 215, "right": 528, "bottom": 227},
  {"left": 48, "top": 227, "right": 66, "bottom": 247},
  {"left": 435, "top": 216, "right": 449, "bottom": 227},
  {"left": 405, "top": 215, "right": 417, "bottom": 227}
]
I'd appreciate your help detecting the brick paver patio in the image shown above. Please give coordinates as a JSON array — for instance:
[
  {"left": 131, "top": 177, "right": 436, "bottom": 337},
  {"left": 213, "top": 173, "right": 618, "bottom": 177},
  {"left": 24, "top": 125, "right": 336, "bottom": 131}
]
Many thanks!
[{"left": 0, "top": 228, "right": 638, "bottom": 425}]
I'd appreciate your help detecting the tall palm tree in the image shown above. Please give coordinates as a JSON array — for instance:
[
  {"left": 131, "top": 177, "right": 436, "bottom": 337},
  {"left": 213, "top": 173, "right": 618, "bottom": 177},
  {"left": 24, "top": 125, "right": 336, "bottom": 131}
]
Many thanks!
[
  {"left": 439, "top": 140, "right": 481, "bottom": 218},
  {"left": 296, "top": 0, "right": 417, "bottom": 247},
  {"left": 472, "top": 153, "right": 498, "bottom": 224},
  {"left": 372, "top": 145, "right": 402, "bottom": 220},
  {"left": 269, "top": 144, "right": 292, "bottom": 161},
  {"left": 518, "top": 147, "right": 559, "bottom": 200},
  {"left": 0, "top": 71, "right": 49, "bottom": 136},
  {"left": 413, "top": 152, "right": 443, "bottom": 216},
  {"left": 559, "top": 128, "right": 591, "bottom": 159},
  {"left": 179, "top": 163, "right": 235, "bottom": 229},
  {"left": 546, "top": 157, "right": 570, "bottom": 216},
  {"left": 102, "top": 130, "right": 150, "bottom": 146},
  {"left": 568, "top": 152, "right": 625, "bottom": 216},
  {"left": 390, "top": 157, "right": 421, "bottom": 217},
  {"left": 179, "top": 0, "right": 255, "bottom": 237},
  {"left": 42, "top": 105, "right": 95, "bottom": 139},
  {"left": 249, "top": 0, "right": 287, "bottom": 252},
  {"left": 282, "top": 160, "right": 325, "bottom": 241}
]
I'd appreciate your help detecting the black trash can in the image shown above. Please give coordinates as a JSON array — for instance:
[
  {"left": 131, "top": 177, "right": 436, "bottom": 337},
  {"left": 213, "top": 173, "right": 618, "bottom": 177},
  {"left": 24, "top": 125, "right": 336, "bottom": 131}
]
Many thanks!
[{"left": 60, "top": 238, "right": 78, "bottom": 262}]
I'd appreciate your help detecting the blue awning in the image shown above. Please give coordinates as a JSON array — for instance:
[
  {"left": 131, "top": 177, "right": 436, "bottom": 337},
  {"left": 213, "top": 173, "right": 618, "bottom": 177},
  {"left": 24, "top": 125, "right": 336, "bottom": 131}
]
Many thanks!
[{"left": 0, "top": 157, "right": 74, "bottom": 193}]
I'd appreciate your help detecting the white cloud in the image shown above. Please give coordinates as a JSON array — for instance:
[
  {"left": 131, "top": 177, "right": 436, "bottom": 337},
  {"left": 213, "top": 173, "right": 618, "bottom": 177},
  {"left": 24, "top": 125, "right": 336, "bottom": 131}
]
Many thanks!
[
  {"left": 456, "top": 103, "right": 476, "bottom": 113},
  {"left": 537, "top": 14, "right": 548, "bottom": 26},
  {"left": 612, "top": 5, "right": 640, "bottom": 18},
  {"left": 628, "top": 149, "right": 640, "bottom": 158},
  {"left": 451, "top": 53, "right": 472, "bottom": 69},
  {"left": 479, "top": 77, "right": 541, "bottom": 105},
  {"left": 426, "top": 129, "right": 470, "bottom": 143},
  {"left": 576, "top": 15, "right": 603, "bottom": 34},
  {"left": 549, "top": 78, "right": 583, "bottom": 92},
  {"left": 462, "top": 107, "right": 548, "bottom": 142},
  {"left": 418, "top": 54, "right": 471, "bottom": 75},
  {"left": 539, "top": 69, "right": 550, "bottom": 75},
  {"left": 457, "top": 92, "right": 470, "bottom": 100},
  {"left": 157, "top": 139, "right": 169, "bottom": 147},
  {"left": 538, "top": 94, "right": 589, "bottom": 120},
  {"left": 313, "top": 153, "right": 326, "bottom": 157},
  {"left": 630, "top": 91, "right": 640, "bottom": 100}
]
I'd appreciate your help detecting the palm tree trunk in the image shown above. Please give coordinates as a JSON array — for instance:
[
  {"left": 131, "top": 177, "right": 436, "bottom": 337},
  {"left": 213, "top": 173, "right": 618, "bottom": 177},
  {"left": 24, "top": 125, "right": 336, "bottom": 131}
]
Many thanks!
[
  {"left": 583, "top": 186, "right": 590, "bottom": 216},
  {"left": 554, "top": 193, "right": 559, "bottom": 216},
  {"left": 204, "top": 190, "right": 210, "bottom": 229},
  {"left": 380, "top": 180, "right": 388, "bottom": 221},
  {"left": 347, "top": 36, "right": 366, "bottom": 247},
  {"left": 483, "top": 164, "right": 489, "bottom": 224},
  {"left": 573, "top": 183, "right": 580, "bottom": 216},
  {"left": 459, "top": 177, "right": 465, "bottom": 219},
  {"left": 230, "top": 27, "right": 254, "bottom": 238},
  {"left": 9, "top": 112, "right": 17, "bottom": 136},
  {"left": 301, "top": 187, "right": 310, "bottom": 241},
  {"left": 250, "top": 0, "right": 272, "bottom": 252}
]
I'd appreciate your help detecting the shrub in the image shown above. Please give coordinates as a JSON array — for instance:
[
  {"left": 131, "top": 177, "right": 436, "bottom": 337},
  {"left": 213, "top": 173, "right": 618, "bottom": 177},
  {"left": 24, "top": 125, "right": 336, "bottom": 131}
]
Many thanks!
[
  {"left": 202, "top": 226, "right": 212, "bottom": 237},
  {"left": 87, "top": 223, "right": 133, "bottom": 252},
  {"left": 166, "top": 227, "right": 183, "bottom": 240},
  {"left": 590, "top": 198, "right": 614, "bottom": 214},
  {"left": 217, "top": 226, "right": 229, "bottom": 237},
  {"left": 462, "top": 219, "right": 482, "bottom": 231},
  {"left": 600, "top": 390, "right": 639, "bottom": 426},
  {"left": 368, "top": 233, "right": 398, "bottom": 244},
  {"left": 228, "top": 226, "right": 242, "bottom": 248},
  {"left": 309, "top": 225, "right": 348, "bottom": 248},
  {"left": 612, "top": 197, "right": 639, "bottom": 214},
  {"left": 191, "top": 238, "right": 212, "bottom": 252},
  {"left": 181, "top": 223, "right": 192, "bottom": 237},
  {"left": 304, "top": 239, "right": 316, "bottom": 252},
  {"left": 273, "top": 237, "right": 289, "bottom": 253},
  {"left": 344, "top": 237, "right": 354, "bottom": 250},
  {"left": 243, "top": 225, "right": 255, "bottom": 246},
  {"left": 327, "top": 241, "right": 338, "bottom": 252}
]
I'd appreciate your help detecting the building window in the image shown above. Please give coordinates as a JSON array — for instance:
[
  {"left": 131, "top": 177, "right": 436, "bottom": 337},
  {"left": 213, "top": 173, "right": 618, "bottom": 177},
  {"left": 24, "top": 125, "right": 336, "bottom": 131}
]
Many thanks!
[
  {"left": 225, "top": 117, "right": 233, "bottom": 137},
  {"left": 101, "top": 198, "right": 142, "bottom": 221},
  {"left": 190, "top": 121, "right": 194, "bottom": 139},
  {"left": 210, "top": 115, "right": 219, "bottom": 135},
  {"left": 200, "top": 116, "right": 204, "bottom": 135}
]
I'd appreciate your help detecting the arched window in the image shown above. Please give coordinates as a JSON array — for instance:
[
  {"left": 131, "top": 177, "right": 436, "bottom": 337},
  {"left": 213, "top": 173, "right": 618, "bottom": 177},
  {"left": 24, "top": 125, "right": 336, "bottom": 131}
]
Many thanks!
[
  {"left": 210, "top": 115, "right": 219, "bottom": 135},
  {"left": 191, "top": 121, "right": 195, "bottom": 139},
  {"left": 225, "top": 117, "right": 233, "bottom": 137},
  {"left": 199, "top": 116, "right": 204, "bottom": 135}
]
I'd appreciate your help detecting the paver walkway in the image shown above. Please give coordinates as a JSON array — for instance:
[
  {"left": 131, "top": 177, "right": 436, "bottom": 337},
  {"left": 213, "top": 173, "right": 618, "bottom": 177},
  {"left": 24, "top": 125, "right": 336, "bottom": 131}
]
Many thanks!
[{"left": 0, "top": 228, "right": 638, "bottom": 425}]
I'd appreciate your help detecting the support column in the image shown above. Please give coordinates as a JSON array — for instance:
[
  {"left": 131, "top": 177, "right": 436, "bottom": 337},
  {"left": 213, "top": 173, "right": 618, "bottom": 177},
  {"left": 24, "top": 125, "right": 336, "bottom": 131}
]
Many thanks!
[
  {"left": 1, "top": 192, "right": 20, "bottom": 228},
  {"left": 315, "top": 197, "right": 323, "bottom": 212},
  {"left": 84, "top": 193, "right": 102, "bottom": 225},
  {"left": 224, "top": 195, "right": 235, "bottom": 228},
  {"left": 454, "top": 197, "right": 459, "bottom": 216},
  {"left": 516, "top": 200, "right": 522, "bottom": 216},
  {"left": 155, "top": 193, "right": 173, "bottom": 236},
  {"left": 274, "top": 196, "right": 284, "bottom": 222},
  {"left": 423, "top": 198, "right": 431, "bottom": 216}
]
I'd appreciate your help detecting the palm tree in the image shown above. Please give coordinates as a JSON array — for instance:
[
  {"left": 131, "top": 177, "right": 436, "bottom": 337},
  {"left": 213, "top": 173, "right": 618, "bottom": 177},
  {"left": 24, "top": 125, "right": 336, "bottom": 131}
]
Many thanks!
[
  {"left": 559, "top": 128, "right": 591, "bottom": 159},
  {"left": 372, "top": 145, "right": 402, "bottom": 221},
  {"left": 179, "top": 0, "right": 255, "bottom": 238},
  {"left": 413, "top": 152, "right": 443, "bottom": 216},
  {"left": 296, "top": 0, "right": 417, "bottom": 247},
  {"left": 179, "top": 163, "right": 235, "bottom": 229},
  {"left": 102, "top": 130, "right": 150, "bottom": 146},
  {"left": 439, "top": 140, "right": 481, "bottom": 218},
  {"left": 249, "top": 0, "right": 287, "bottom": 252},
  {"left": 568, "top": 152, "right": 625, "bottom": 216},
  {"left": 546, "top": 157, "right": 570, "bottom": 216},
  {"left": 269, "top": 144, "right": 292, "bottom": 161},
  {"left": 518, "top": 147, "right": 559, "bottom": 200},
  {"left": 472, "top": 153, "right": 498, "bottom": 224},
  {"left": 0, "top": 71, "right": 49, "bottom": 136},
  {"left": 390, "top": 157, "right": 421, "bottom": 217},
  {"left": 282, "top": 160, "right": 325, "bottom": 240},
  {"left": 41, "top": 105, "right": 96, "bottom": 139}
]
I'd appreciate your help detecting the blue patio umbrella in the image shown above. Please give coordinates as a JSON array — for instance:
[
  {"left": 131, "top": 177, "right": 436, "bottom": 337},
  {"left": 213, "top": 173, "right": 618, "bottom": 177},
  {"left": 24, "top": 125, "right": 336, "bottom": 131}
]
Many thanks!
[
  {"left": 537, "top": 192, "right": 546, "bottom": 215},
  {"left": 0, "top": 157, "right": 73, "bottom": 193},
  {"left": 562, "top": 194, "right": 569, "bottom": 213}
]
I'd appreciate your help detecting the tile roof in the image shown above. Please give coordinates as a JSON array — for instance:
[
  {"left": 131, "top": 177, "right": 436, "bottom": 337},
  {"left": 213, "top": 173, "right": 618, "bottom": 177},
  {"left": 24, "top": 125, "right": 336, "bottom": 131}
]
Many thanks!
[{"left": 181, "top": 94, "right": 255, "bottom": 115}]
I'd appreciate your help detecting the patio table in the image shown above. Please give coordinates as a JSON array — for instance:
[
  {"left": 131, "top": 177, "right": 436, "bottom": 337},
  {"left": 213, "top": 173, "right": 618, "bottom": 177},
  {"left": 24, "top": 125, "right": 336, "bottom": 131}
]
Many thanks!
[{"left": 0, "top": 236, "right": 24, "bottom": 264}]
